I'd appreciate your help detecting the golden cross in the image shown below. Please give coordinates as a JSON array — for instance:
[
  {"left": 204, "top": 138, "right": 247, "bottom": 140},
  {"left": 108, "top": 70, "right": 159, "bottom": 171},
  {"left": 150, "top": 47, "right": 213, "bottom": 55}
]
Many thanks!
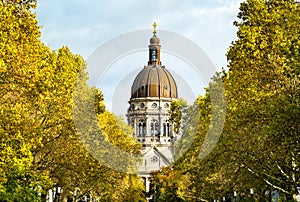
[{"left": 152, "top": 22, "right": 157, "bottom": 35}]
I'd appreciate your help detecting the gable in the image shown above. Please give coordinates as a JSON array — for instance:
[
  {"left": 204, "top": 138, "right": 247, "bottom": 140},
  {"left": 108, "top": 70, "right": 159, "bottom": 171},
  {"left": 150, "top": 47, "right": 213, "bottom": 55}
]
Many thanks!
[{"left": 137, "top": 146, "right": 174, "bottom": 172}]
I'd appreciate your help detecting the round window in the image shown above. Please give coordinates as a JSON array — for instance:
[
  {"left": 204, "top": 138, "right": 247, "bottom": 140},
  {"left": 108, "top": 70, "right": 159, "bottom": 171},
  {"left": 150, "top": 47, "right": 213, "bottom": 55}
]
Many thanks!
[
  {"left": 151, "top": 156, "right": 158, "bottom": 163},
  {"left": 152, "top": 103, "right": 157, "bottom": 108}
]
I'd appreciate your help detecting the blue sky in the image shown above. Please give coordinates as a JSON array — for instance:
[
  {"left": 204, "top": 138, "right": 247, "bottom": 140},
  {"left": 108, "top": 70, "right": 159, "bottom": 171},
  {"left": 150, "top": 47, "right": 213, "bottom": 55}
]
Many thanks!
[{"left": 36, "top": 0, "right": 243, "bottom": 115}]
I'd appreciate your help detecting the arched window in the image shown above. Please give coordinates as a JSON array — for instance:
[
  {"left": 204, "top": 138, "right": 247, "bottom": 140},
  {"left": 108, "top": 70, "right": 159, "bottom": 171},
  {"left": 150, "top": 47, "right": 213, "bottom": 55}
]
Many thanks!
[
  {"left": 139, "top": 120, "right": 146, "bottom": 137},
  {"left": 166, "top": 123, "right": 170, "bottom": 136},
  {"left": 143, "top": 122, "right": 147, "bottom": 136},
  {"left": 139, "top": 122, "right": 143, "bottom": 136},
  {"left": 151, "top": 48, "right": 157, "bottom": 62},
  {"left": 150, "top": 119, "right": 159, "bottom": 136},
  {"left": 163, "top": 122, "right": 170, "bottom": 136}
]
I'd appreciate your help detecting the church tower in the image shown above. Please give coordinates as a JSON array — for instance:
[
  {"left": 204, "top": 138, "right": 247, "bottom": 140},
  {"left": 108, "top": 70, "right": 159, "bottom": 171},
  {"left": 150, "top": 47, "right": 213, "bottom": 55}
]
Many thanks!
[{"left": 127, "top": 23, "right": 178, "bottom": 197}]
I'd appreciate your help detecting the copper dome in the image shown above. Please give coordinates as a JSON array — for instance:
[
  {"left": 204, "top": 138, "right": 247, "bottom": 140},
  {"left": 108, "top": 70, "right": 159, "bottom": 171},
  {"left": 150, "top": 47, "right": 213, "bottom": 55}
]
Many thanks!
[{"left": 131, "top": 65, "right": 178, "bottom": 99}]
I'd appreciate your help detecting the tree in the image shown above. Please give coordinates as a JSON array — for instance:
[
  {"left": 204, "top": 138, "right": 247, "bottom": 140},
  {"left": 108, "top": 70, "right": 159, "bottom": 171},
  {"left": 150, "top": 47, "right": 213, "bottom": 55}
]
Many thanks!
[
  {"left": 169, "top": 98, "right": 188, "bottom": 135},
  {"left": 0, "top": 1, "right": 145, "bottom": 201},
  {"left": 150, "top": 0, "right": 299, "bottom": 201},
  {"left": 151, "top": 89, "right": 215, "bottom": 201},
  {"left": 0, "top": 1, "right": 52, "bottom": 200},
  {"left": 224, "top": 0, "right": 300, "bottom": 199}
]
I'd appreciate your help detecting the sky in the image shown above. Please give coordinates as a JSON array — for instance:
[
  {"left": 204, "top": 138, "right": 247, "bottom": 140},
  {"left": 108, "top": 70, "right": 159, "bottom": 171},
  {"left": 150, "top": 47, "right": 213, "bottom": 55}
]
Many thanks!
[{"left": 36, "top": 0, "right": 243, "bottom": 116}]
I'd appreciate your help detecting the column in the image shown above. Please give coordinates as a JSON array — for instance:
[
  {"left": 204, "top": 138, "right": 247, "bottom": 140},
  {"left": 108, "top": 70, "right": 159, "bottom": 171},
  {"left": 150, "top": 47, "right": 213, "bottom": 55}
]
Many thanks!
[
  {"left": 145, "top": 178, "right": 150, "bottom": 193},
  {"left": 134, "top": 118, "right": 138, "bottom": 137},
  {"left": 48, "top": 189, "right": 53, "bottom": 202}
]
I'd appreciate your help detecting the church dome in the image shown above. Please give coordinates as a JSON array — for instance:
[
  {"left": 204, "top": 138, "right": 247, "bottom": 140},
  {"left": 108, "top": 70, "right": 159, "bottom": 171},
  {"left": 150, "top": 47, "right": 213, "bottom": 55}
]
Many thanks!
[
  {"left": 131, "top": 65, "right": 178, "bottom": 99},
  {"left": 130, "top": 22, "right": 177, "bottom": 99}
]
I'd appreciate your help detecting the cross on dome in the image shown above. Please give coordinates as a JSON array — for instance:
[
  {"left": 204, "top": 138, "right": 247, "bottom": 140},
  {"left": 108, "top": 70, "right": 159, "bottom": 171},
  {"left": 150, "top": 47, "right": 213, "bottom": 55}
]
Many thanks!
[{"left": 152, "top": 22, "right": 157, "bottom": 35}]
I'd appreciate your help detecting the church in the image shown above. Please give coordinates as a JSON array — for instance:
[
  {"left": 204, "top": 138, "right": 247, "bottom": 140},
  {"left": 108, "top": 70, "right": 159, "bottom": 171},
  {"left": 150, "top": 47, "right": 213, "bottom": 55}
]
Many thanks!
[{"left": 127, "top": 23, "right": 178, "bottom": 198}]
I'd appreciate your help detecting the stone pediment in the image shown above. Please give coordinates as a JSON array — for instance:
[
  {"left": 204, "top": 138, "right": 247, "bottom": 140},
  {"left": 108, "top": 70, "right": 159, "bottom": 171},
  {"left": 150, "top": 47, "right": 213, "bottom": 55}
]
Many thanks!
[{"left": 138, "top": 146, "right": 174, "bottom": 173}]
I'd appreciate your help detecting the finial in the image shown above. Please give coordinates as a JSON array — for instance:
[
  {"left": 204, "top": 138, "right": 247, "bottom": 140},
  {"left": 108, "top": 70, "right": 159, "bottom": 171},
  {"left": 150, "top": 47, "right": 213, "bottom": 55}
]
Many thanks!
[{"left": 152, "top": 22, "right": 157, "bottom": 35}]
